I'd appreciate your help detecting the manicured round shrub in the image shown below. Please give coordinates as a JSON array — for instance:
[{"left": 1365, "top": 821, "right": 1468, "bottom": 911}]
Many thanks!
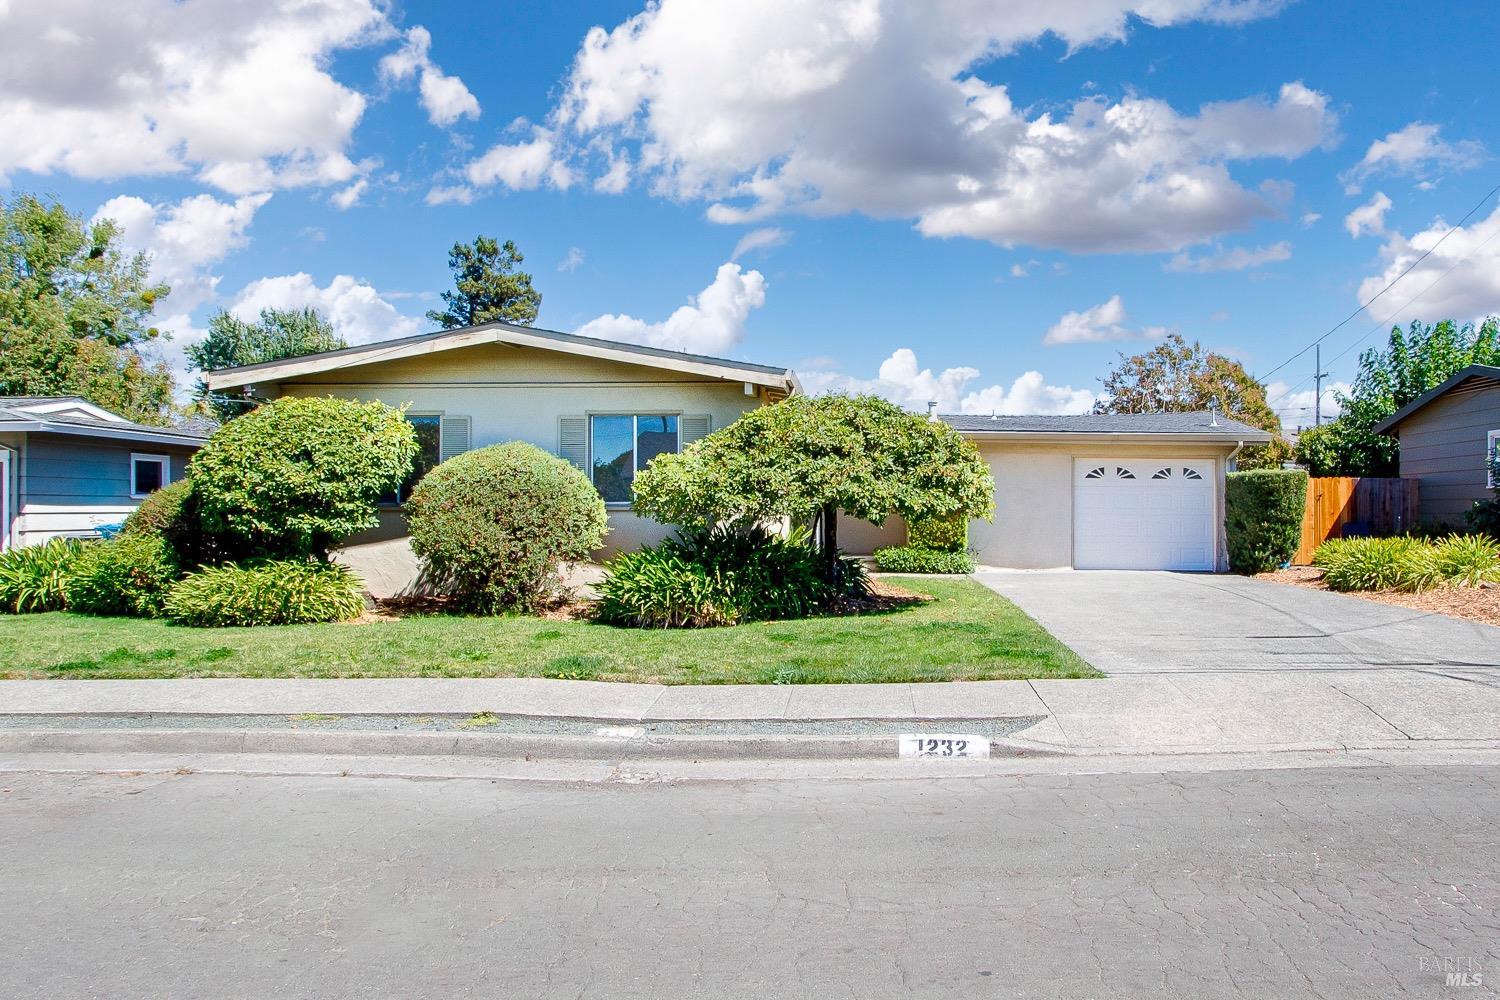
[
  {"left": 596, "top": 525, "right": 867, "bottom": 628},
  {"left": 906, "top": 514, "right": 968, "bottom": 553},
  {"left": 164, "top": 561, "right": 367, "bottom": 627},
  {"left": 189, "top": 396, "right": 417, "bottom": 560},
  {"left": 873, "top": 545, "right": 975, "bottom": 574},
  {"left": 0, "top": 537, "right": 85, "bottom": 613},
  {"left": 407, "top": 441, "right": 608, "bottom": 613},
  {"left": 63, "top": 534, "right": 178, "bottom": 617},
  {"left": 1225, "top": 469, "right": 1308, "bottom": 574}
]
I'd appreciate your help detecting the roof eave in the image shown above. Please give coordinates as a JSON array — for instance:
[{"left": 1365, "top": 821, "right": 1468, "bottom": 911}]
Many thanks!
[
  {"left": 956, "top": 429, "right": 1274, "bottom": 445},
  {"left": 204, "top": 324, "right": 797, "bottom": 393},
  {"left": 1373, "top": 364, "right": 1500, "bottom": 434},
  {"left": 1, "top": 420, "right": 207, "bottom": 448}
]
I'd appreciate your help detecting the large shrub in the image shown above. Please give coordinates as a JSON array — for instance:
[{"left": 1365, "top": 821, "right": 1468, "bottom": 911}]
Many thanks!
[
  {"left": 0, "top": 537, "right": 84, "bottom": 613},
  {"left": 165, "top": 561, "right": 366, "bottom": 627},
  {"left": 1225, "top": 469, "right": 1308, "bottom": 574},
  {"left": 907, "top": 513, "right": 967, "bottom": 553},
  {"left": 873, "top": 545, "right": 975, "bottom": 574},
  {"left": 120, "top": 478, "right": 233, "bottom": 568},
  {"left": 62, "top": 534, "right": 178, "bottom": 617},
  {"left": 189, "top": 396, "right": 417, "bottom": 559},
  {"left": 596, "top": 525, "right": 867, "bottom": 628},
  {"left": 407, "top": 441, "right": 608, "bottom": 613}
]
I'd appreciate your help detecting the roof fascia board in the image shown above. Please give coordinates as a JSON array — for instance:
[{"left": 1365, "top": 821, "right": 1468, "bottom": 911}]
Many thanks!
[
  {"left": 9, "top": 420, "right": 206, "bottom": 447},
  {"left": 957, "top": 430, "right": 1272, "bottom": 445},
  {"left": 204, "top": 325, "right": 793, "bottom": 391},
  {"left": 1373, "top": 364, "right": 1500, "bottom": 433}
]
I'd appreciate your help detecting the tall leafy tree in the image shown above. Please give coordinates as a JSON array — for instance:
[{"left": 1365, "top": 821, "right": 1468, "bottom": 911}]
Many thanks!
[
  {"left": 1095, "top": 333, "right": 1289, "bottom": 469},
  {"left": 0, "top": 192, "right": 173, "bottom": 423},
  {"left": 187, "top": 307, "right": 347, "bottom": 421},
  {"left": 1295, "top": 319, "right": 1500, "bottom": 476},
  {"left": 426, "top": 236, "right": 540, "bottom": 329},
  {"left": 632, "top": 395, "right": 995, "bottom": 576}
]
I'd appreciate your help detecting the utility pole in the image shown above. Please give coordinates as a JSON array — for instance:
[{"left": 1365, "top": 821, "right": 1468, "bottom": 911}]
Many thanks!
[{"left": 1313, "top": 344, "right": 1329, "bottom": 426}]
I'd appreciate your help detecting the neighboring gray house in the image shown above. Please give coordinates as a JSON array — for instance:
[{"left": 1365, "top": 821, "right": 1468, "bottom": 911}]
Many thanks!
[
  {"left": 0, "top": 397, "right": 207, "bottom": 550},
  {"left": 1375, "top": 364, "right": 1500, "bottom": 526}
]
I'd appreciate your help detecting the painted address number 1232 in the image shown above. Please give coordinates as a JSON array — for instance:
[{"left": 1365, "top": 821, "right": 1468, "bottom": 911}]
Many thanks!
[{"left": 898, "top": 734, "right": 990, "bottom": 759}]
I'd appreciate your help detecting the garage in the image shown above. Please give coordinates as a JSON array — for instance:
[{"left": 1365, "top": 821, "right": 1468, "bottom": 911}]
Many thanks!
[{"left": 1073, "top": 459, "right": 1217, "bottom": 571}]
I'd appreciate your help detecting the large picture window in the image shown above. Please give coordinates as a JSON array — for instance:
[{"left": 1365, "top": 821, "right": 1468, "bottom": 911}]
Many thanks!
[{"left": 590, "top": 414, "right": 678, "bottom": 504}]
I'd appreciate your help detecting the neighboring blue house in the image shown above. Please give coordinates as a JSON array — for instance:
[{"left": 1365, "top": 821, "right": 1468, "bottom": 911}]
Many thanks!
[{"left": 0, "top": 397, "right": 207, "bottom": 550}]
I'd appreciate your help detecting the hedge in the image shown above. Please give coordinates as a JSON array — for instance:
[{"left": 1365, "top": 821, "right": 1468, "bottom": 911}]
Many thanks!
[
  {"left": 1225, "top": 468, "right": 1308, "bottom": 574},
  {"left": 873, "top": 545, "right": 975, "bottom": 574}
]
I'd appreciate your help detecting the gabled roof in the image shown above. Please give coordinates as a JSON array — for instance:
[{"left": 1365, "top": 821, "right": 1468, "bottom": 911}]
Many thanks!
[
  {"left": 202, "top": 319, "right": 802, "bottom": 394},
  {"left": 0, "top": 397, "right": 209, "bottom": 448},
  {"left": 1373, "top": 364, "right": 1500, "bottom": 434},
  {"left": 941, "top": 409, "right": 1273, "bottom": 443}
]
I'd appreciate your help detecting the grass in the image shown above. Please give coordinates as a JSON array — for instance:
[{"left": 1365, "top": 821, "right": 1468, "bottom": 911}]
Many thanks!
[{"left": 0, "top": 577, "right": 1099, "bottom": 684}]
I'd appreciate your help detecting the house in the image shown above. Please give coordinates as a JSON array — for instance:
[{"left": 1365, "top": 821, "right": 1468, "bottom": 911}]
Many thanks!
[
  {"left": 205, "top": 321, "right": 1271, "bottom": 574},
  {"left": 1374, "top": 364, "right": 1500, "bottom": 526},
  {"left": 849, "top": 411, "right": 1272, "bottom": 572},
  {"left": 0, "top": 397, "right": 207, "bottom": 549},
  {"left": 203, "top": 321, "right": 800, "bottom": 558}
]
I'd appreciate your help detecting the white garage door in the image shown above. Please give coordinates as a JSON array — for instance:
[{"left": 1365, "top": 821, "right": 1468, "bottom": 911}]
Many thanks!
[{"left": 1073, "top": 459, "right": 1216, "bottom": 571}]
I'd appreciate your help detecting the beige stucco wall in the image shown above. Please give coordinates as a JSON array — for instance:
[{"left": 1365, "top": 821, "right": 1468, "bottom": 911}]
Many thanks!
[
  {"left": 967, "top": 440, "right": 1235, "bottom": 570},
  {"left": 268, "top": 342, "right": 770, "bottom": 557}
]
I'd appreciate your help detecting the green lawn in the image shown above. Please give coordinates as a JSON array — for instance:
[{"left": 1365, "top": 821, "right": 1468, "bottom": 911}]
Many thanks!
[{"left": 0, "top": 577, "right": 1098, "bottom": 684}]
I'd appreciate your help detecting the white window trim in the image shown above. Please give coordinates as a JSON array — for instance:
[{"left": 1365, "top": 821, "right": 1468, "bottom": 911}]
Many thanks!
[
  {"left": 589, "top": 413, "right": 682, "bottom": 509},
  {"left": 129, "top": 453, "right": 169, "bottom": 499},
  {"left": 1488, "top": 429, "right": 1500, "bottom": 489}
]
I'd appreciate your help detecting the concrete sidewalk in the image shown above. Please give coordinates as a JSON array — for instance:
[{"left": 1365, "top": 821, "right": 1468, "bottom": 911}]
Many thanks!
[{"left": 6, "top": 670, "right": 1500, "bottom": 755}]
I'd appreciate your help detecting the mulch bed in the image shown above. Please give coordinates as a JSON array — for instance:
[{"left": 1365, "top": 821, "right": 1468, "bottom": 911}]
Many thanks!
[{"left": 1257, "top": 565, "right": 1500, "bottom": 628}]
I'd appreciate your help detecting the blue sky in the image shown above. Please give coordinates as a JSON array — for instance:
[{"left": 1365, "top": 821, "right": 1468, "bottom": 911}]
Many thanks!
[{"left": 4, "top": 1, "right": 1498, "bottom": 428}]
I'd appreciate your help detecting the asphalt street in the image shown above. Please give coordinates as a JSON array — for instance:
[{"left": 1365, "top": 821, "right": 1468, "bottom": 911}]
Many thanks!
[{"left": 3, "top": 762, "right": 1499, "bottom": 999}]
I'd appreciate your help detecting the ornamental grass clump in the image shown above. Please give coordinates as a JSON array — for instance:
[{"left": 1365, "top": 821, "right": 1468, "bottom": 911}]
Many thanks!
[
  {"left": 1316, "top": 537, "right": 1436, "bottom": 593},
  {"left": 165, "top": 561, "right": 366, "bottom": 627},
  {"left": 1430, "top": 534, "right": 1500, "bottom": 588},
  {"left": 0, "top": 537, "right": 84, "bottom": 613}
]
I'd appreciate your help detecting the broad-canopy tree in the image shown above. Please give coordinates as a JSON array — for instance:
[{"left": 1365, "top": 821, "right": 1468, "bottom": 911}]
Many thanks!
[
  {"left": 632, "top": 394, "right": 995, "bottom": 575},
  {"left": 1094, "top": 333, "right": 1289, "bottom": 469},
  {"left": 426, "top": 236, "right": 540, "bottom": 329},
  {"left": 1296, "top": 318, "right": 1500, "bottom": 477},
  {"left": 0, "top": 192, "right": 173, "bottom": 423},
  {"left": 187, "top": 307, "right": 347, "bottom": 421}
]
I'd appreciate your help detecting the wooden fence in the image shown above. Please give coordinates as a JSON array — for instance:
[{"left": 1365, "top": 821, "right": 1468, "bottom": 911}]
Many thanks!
[{"left": 1291, "top": 476, "right": 1421, "bottom": 564}]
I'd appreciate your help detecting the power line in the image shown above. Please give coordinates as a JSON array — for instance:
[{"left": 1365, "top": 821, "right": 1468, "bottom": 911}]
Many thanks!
[{"left": 1255, "top": 179, "right": 1500, "bottom": 386}]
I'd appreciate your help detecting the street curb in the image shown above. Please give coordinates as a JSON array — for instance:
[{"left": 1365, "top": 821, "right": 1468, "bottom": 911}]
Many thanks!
[{"left": 0, "top": 728, "right": 1060, "bottom": 761}]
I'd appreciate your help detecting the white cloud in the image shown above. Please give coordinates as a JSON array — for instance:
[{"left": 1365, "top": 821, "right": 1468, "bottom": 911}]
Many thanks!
[
  {"left": 1300, "top": 211, "right": 1321, "bottom": 227},
  {"left": 92, "top": 192, "right": 270, "bottom": 313},
  {"left": 1353, "top": 201, "right": 1500, "bottom": 326},
  {"left": 330, "top": 178, "right": 368, "bottom": 210},
  {"left": 378, "top": 25, "right": 480, "bottom": 127},
  {"left": 1267, "top": 379, "right": 1350, "bottom": 430},
  {"left": 1341, "top": 122, "right": 1484, "bottom": 194},
  {"left": 799, "top": 349, "right": 1096, "bottom": 415},
  {"left": 1166, "top": 240, "right": 1291, "bottom": 272},
  {"left": 574, "top": 262, "right": 766, "bottom": 355},
  {"left": 0, "top": 0, "right": 391, "bottom": 194},
  {"left": 229, "top": 273, "right": 425, "bottom": 346},
  {"left": 1043, "top": 295, "right": 1169, "bottom": 345},
  {"left": 557, "top": 247, "right": 586, "bottom": 273},
  {"left": 424, "top": 184, "right": 475, "bottom": 206},
  {"left": 730, "top": 227, "right": 790, "bottom": 260},
  {"left": 1345, "top": 191, "right": 1392, "bottom": 238},
  {"left": 465, "top": 122, "right": 574, "bottom": 191},
  {"left": 494, "top": 1, "right": 1332, "bottom": 253}
]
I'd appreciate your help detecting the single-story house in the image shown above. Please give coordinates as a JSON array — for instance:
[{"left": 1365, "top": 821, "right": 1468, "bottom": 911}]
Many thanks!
[
  {"left": 0, "top": 397, "right": 207, "bottom": 549},
  {"left": 204, "top": 320, "right": 1270, "bottom": 573},
  {"left": 1374, "top": 364, "right": 1500, "bottom": 525}
]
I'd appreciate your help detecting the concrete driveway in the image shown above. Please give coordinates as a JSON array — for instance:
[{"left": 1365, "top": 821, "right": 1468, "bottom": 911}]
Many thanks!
[{"left": 977, "top": 570, "right": 1500, "bottom": 675}]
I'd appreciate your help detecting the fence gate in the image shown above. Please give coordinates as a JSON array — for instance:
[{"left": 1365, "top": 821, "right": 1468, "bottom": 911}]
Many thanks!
[{"left": 1292, "top": 476, "right": 1420, "bottom": 564}]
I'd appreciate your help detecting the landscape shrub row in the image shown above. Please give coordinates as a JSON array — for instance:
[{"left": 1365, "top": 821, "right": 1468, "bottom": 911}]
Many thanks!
[
  {"left": 873, "top": 546, "right": 975, "bottom": 574},
  {"left": 1313, "top": 535, "right": 1500, "bottom": 592},
  {"left": 1225, "top": 469, "right": 1308, "bottom": 574},
  {"left": 596, "top": 526, "right": 867, "bottom": 628}
]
